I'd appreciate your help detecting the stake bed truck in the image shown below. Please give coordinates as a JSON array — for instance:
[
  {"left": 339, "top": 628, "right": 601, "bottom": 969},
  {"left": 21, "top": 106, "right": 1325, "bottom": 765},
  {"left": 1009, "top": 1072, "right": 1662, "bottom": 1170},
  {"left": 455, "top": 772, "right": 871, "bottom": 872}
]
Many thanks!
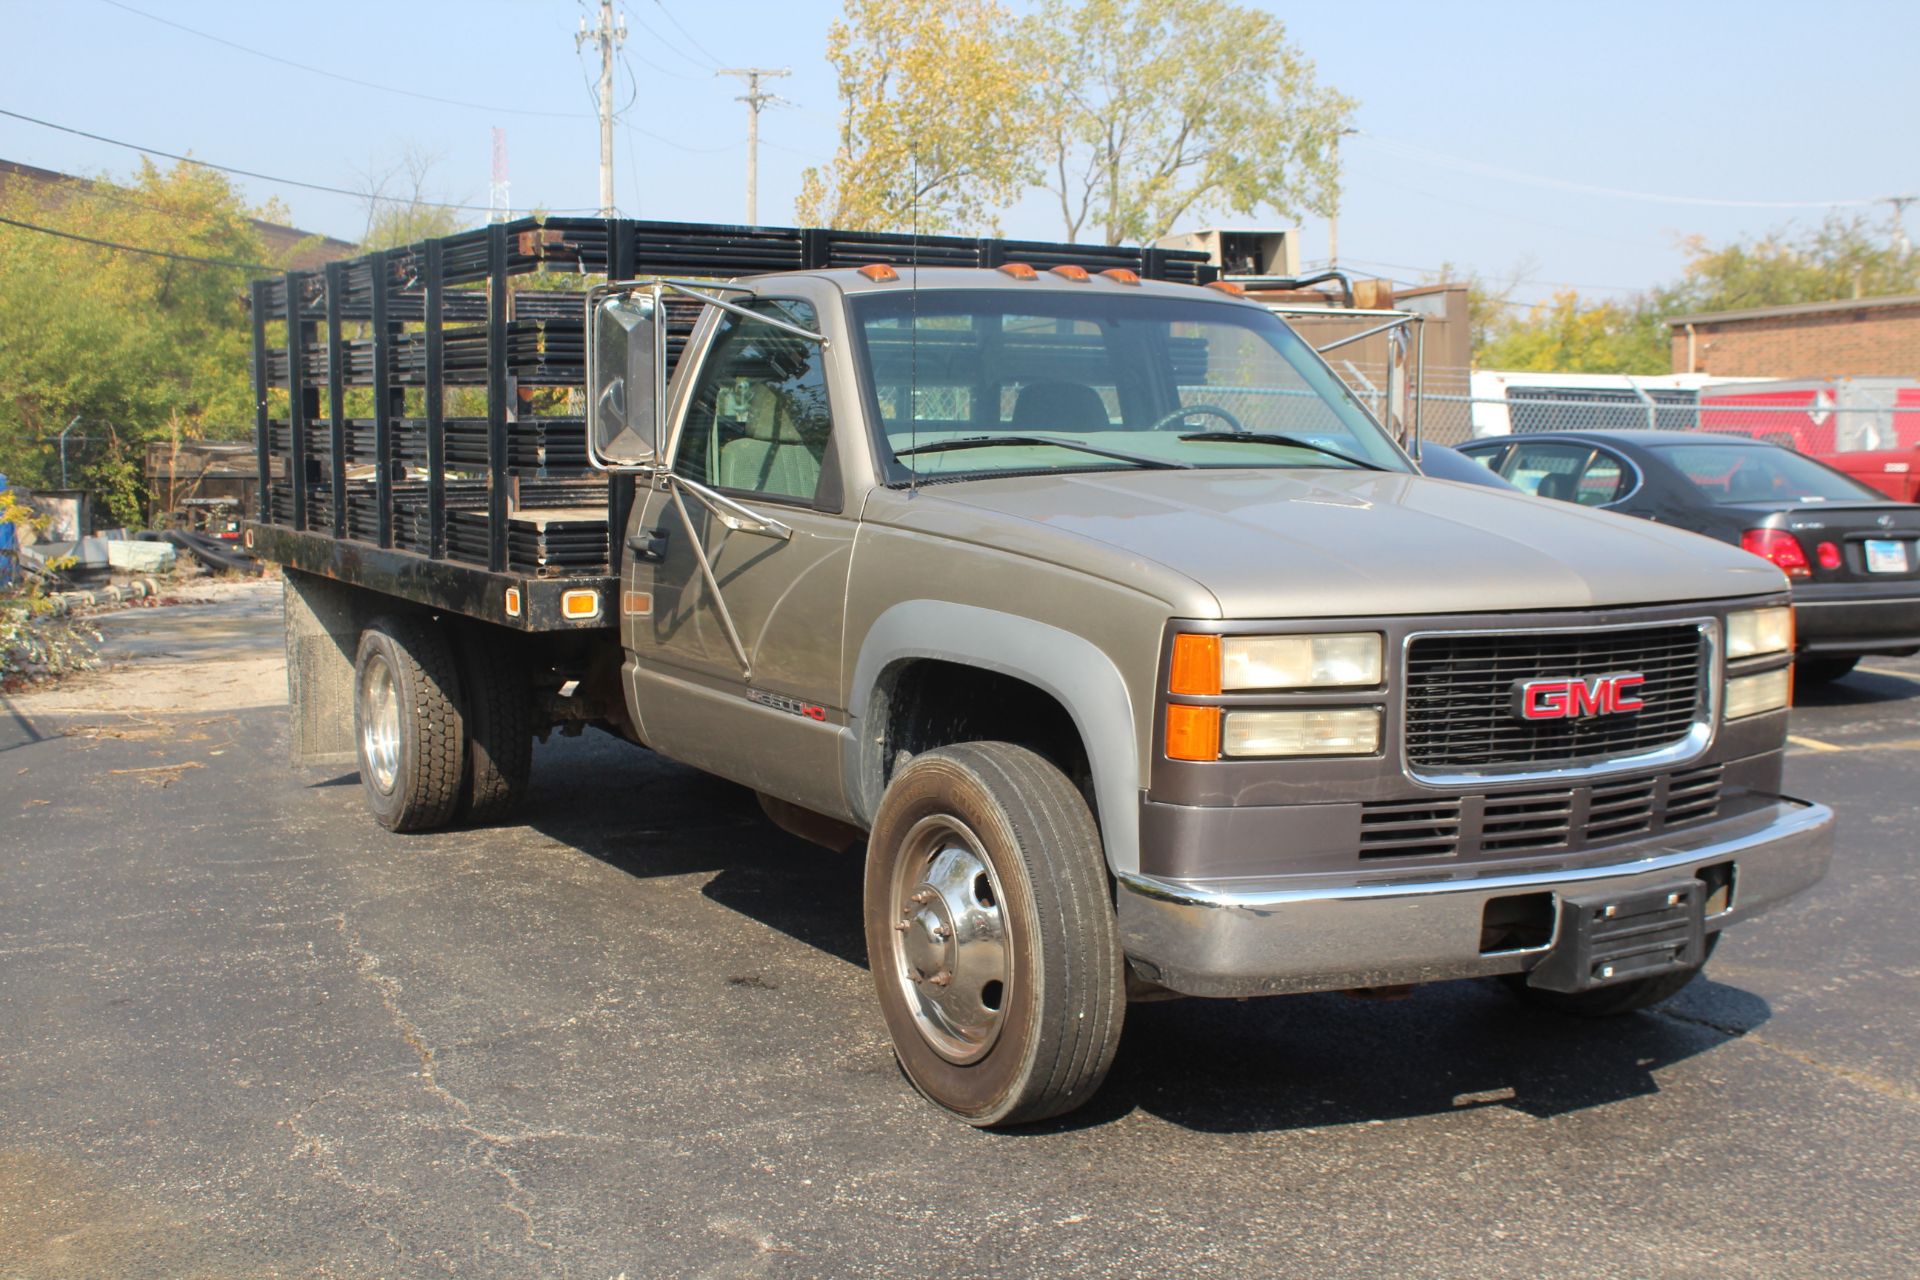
[{"left": 246, "top": 218, "right": 1832, "bottom": 1125}]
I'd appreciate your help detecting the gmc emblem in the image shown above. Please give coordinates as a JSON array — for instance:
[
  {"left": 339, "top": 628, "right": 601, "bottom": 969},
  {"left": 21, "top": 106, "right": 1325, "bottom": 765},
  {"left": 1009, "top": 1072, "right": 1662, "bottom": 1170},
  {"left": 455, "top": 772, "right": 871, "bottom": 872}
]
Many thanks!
[{"left": 1513, "top": 673, "right": 1646, "bottom": 721}]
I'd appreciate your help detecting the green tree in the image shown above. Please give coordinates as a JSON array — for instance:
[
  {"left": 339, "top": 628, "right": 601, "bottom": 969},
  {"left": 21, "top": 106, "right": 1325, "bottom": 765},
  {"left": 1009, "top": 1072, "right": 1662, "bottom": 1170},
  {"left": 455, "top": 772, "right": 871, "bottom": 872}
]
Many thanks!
[
  {"left": 357, "top": 146, "right": 469, "bottom": 250},
  {"left": 796, "top": 0, "right": 1038, "bottom": 235},
  {"left": 1478, "top": 289, "right": 1668, "bottom": 374},
  {"left": 0, "top": 160, "right": 286, "bottom": 507},
  {"left": 1033, "top": 0, "right": 1355, "bottom": 245},
  {"left": 1467, "top": 215, "right": 1917, "bottom": 373},
  {"left": 1666, "top": 214, "right": 1920, "bottom": 315}
]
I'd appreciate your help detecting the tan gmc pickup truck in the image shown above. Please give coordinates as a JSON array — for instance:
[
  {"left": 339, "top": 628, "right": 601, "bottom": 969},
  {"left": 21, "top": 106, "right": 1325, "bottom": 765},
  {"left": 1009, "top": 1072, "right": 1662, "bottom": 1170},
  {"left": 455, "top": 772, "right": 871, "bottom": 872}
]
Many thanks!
[{"left": 249, "top": 218, "right": 1832, "bottom": 1126}]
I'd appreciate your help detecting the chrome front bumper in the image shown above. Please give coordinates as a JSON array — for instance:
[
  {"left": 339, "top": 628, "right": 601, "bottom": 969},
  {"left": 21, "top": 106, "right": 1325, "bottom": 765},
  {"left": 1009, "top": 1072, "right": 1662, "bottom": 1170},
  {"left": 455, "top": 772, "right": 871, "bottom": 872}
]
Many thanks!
[{"left": 1116, "top": 797, "right": 1834, "bottom": 998}]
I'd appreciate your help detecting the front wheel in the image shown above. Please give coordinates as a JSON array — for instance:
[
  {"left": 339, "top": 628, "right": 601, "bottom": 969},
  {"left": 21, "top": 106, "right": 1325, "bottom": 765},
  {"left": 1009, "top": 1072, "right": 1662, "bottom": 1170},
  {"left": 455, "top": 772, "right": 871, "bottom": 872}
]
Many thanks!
[{"left": 864, "top": 742, "right": 1125, "bottom": 1127}]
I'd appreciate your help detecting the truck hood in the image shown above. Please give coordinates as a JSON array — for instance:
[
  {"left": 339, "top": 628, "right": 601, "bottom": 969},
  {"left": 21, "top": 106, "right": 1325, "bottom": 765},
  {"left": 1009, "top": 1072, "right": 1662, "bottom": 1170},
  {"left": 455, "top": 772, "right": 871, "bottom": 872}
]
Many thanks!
[{"left": 907, "top": 468, "right": 1785, "bottom": 619}]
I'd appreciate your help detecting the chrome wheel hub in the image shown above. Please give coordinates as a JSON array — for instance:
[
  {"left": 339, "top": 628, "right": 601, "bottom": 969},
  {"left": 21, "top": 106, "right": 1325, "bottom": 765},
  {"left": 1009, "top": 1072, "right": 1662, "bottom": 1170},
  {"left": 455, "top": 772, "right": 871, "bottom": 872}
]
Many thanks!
[
  {"left": 358, "top": 654, "right": 400, "bottom": 795},
  {"left": 888, "top": 816, "right": 1010, "bottom": 1064}
]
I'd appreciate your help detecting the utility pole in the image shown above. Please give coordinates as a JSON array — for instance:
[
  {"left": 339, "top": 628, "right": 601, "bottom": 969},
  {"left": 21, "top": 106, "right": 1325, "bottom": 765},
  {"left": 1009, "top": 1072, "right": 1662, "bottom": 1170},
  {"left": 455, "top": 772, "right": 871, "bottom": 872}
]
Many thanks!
[
  {"left": 488, "top": 127, "right": 510, "bottom": 224},
  {"left": 1328, "top": 127, "right": 1359, "bottom": 271},
  {"left": 717, "top": 67, "right": 790, "bottom": 224},
  {"left": 577, "top": 2, "right": 626, "bottom": 217}
]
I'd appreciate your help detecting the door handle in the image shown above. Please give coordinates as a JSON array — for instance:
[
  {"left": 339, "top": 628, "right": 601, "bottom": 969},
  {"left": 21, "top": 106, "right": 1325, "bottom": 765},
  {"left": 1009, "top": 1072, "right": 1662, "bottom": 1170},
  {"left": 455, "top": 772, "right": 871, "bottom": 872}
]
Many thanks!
[{"left": 627, "top": 527, "right": 669, "bottom": 561}]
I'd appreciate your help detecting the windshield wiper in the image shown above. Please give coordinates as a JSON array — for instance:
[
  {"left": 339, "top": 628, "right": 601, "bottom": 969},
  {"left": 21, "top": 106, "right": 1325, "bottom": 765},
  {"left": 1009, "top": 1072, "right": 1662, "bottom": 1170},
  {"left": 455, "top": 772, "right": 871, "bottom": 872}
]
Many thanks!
[
  {"left": 1176, "top": 431, "right": 1389, "bottom": 472},
  {"left": 895, "top": 434, "right": 1191, "bottom": 470}
]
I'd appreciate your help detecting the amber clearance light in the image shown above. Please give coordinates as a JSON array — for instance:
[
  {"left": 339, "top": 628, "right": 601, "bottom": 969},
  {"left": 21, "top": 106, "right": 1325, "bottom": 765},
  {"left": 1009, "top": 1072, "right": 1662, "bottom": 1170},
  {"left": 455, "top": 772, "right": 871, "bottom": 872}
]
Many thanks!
[{"left": 1165, "top": 705, "right": 1221, "bottom": 761}]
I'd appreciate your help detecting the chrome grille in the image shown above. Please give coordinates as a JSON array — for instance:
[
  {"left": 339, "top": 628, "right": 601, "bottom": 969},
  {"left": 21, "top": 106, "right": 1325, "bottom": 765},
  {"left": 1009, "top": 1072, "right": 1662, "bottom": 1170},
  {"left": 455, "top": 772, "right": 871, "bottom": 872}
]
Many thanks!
[{"left": 1404, "top": 624, "right": 1706, "bottom": 773}]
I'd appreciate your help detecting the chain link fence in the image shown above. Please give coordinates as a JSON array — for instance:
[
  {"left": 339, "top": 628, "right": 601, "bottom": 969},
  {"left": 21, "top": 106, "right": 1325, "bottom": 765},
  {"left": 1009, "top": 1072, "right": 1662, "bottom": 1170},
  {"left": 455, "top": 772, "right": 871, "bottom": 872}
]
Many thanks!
[{"left": 1322, "top": 364, "right": 1920, "bottom": 454}]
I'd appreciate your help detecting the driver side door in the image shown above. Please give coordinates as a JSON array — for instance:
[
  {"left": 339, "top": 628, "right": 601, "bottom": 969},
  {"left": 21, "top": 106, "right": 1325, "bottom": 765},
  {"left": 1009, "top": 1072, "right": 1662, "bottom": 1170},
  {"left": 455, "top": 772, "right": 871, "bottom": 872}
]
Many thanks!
[{"left": 623, "top": 295, "right": 858, "bottom": 818}]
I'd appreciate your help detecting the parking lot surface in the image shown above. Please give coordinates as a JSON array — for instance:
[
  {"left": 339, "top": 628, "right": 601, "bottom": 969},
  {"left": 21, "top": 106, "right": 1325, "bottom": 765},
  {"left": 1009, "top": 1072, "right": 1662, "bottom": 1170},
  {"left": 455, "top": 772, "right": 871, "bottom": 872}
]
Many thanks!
[{"left": 4, "top": 584, "right": 1918, "bottom": 1278}]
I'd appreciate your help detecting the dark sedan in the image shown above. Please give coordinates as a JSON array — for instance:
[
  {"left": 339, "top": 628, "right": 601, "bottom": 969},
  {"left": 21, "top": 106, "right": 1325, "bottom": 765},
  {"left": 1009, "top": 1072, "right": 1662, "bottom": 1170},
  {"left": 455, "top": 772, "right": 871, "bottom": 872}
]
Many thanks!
[{"left": 1457, "top": 430, "right": 1920, "bottom": 681}]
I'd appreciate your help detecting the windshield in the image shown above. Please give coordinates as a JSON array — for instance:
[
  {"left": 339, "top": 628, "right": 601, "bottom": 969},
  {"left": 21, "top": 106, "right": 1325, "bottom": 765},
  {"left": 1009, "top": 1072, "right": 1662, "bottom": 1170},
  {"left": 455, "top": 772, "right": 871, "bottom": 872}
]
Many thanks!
[
  {"left": 849, "top": 289, "right": 1411, "bottom": 482},
  {"left": 1653, "top": 443, "right": 1886, "bottom": 505}
]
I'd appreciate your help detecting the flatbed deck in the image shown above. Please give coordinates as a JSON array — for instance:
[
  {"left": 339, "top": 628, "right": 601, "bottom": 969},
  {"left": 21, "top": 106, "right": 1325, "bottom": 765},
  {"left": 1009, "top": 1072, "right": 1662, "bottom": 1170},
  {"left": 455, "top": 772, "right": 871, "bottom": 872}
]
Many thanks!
[{"left": 247, "top": 523, "right": 614, "bottom": 632}]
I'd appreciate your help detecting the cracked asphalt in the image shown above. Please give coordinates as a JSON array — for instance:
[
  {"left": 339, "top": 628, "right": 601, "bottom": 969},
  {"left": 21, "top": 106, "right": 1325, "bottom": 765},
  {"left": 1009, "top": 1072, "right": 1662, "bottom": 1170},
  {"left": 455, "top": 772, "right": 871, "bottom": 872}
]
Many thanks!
[{"left": 3, "top": 582, "right": 1918, "bottom": 1278}]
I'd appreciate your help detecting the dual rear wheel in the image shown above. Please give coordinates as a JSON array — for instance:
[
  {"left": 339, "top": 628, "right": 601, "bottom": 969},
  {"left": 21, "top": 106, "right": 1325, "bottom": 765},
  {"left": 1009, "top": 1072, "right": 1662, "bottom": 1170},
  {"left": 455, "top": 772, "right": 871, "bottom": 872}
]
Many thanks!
[{"left": 353, "top": 615, "right": 532, "bottom": 832}]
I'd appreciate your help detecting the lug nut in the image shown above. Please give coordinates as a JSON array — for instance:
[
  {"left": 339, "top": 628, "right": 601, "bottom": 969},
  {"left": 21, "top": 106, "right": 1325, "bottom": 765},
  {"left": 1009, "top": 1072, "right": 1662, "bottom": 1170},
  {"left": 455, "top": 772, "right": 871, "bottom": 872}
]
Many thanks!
[
  {"left": 932, "top": 924, "right": 951, "bottom": 941},
  {"left": 928, "top": 970, "right": 952, "bottom": 988},
  {"left": 911, "top": 890, "right": 934, "bottom": 905}
]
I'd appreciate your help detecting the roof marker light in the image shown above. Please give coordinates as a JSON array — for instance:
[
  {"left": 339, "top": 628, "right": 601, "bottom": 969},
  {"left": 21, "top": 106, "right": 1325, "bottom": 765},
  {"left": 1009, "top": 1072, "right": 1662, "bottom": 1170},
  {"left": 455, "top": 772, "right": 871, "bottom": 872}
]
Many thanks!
[
  {"left": 1206, "top": 280, "right": 1247, "bottom": 297},
  {"left": 1050, "top": 264, "right": 1090, "bottom": 282},
  {"left": 1100, "top": 268, "right": 1141, "bottom": 285},
  {"left": 998, "top": 262, "right": 1039, "bottom": 280},
  {"left": 857, "top": 263, "right": 899, "bottom": 282}
]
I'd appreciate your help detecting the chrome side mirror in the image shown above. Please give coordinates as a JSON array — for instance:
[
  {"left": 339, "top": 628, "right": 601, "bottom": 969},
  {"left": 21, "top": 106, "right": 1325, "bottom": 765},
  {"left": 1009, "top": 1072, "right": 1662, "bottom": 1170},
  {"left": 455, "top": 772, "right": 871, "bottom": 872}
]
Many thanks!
[{"left": 586, "top": 285, "right": 663, "bottom": 470}]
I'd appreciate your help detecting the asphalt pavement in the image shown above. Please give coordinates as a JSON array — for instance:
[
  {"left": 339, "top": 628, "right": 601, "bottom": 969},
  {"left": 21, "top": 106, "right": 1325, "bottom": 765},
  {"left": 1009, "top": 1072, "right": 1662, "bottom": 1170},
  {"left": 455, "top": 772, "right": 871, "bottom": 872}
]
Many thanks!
[{"left": 3, "top": 586, "right": 1917, "bottom": 1278}]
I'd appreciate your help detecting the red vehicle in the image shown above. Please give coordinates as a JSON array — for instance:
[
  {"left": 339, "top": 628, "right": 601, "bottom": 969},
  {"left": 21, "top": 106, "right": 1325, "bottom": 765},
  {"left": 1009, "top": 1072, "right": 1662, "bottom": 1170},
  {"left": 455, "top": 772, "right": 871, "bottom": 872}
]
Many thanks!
[{"left": 1698, "top": 378, "right": 1920, "bottom": 501}]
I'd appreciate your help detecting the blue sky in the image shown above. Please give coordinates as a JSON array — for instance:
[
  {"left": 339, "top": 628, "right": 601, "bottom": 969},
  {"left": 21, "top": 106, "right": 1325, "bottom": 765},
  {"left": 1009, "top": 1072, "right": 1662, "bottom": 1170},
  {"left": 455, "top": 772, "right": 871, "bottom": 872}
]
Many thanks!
[{"left": 3, "top": 0, "right": 1915, "bottom": 309}]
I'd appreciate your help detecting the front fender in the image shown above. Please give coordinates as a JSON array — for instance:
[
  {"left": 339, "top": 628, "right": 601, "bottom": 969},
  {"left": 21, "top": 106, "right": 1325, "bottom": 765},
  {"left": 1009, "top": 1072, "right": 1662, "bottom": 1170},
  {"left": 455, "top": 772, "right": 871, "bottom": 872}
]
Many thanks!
[{"left": 846, "top": 600, "right": 1144, "bottom": 876}]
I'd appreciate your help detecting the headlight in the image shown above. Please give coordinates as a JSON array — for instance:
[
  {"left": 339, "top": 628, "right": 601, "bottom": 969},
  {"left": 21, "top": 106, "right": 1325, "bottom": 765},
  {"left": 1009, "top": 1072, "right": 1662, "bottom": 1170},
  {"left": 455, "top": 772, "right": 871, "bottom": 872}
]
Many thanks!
[
  {"left": 1727, "top": 607, "right": 1793, "bottom": 659},
  {"left": 1168, "top": 632, "right": 1383, "bottom": 693},
  {"left": 1222, "top": 708, "right": 1382, "bottom": 758},
  {"left": 1725, "top": 668, "right": 1791, "bottom": 719}
]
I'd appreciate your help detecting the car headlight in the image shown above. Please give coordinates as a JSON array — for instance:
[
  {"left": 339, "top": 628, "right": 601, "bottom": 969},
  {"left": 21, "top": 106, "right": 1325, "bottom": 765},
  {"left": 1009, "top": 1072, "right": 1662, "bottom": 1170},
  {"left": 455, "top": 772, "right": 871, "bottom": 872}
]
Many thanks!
[
  {"left": 1222, "top": 708, "right": 1382, "bottom": 758},
  {"left": 1726, "top": 607, "right": 1793, "bottom": 659},
  {"left": 1725, "top": 668, "right": 1791, "bottom": 719},
  {"left": 1171, "top": 632, "right": 1384, "bottom": 693}
]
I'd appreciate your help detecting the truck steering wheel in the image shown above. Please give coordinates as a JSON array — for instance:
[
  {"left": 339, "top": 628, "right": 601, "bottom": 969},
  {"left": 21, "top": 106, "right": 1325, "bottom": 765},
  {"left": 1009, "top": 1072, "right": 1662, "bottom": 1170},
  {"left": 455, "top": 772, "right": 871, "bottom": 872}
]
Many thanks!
[{"left": 1146, "top": 403, "right": 1245, "bottom": 433}]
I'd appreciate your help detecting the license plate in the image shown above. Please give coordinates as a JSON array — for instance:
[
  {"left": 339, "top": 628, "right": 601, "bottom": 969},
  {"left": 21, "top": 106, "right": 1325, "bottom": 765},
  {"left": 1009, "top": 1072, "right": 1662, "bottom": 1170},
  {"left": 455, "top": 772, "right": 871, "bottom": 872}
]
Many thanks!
[{"left": 1865, "top": 539, "right": 1911, "bottom": 574}]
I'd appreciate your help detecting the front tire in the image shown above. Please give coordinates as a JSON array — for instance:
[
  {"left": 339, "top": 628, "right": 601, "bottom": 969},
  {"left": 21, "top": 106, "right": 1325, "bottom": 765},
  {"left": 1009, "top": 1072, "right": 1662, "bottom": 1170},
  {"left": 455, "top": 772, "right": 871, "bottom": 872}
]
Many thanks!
[
  {"left": 864, "top": 742, "right": 1125, "bottom": 1127},
  {"left": 354, "top": 616, "right": 466, "bottom": 832}
]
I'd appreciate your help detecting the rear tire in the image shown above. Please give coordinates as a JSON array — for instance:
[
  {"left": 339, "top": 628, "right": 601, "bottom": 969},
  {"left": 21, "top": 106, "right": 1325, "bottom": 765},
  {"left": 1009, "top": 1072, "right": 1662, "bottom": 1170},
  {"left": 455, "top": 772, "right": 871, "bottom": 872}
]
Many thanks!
[
  {"left": 353, "top": 616, "right": 465, "bottom": 833},
  {"left": 452, "top": 626, "right": 533, "bottom": 825},
  {"left": 1501, "top": 933, "right": 1718, "bottom": 1017},
  {"left": 864, "top": 742, "right": 1125, "bottom": 1127},
  {"left": 1795, "top": 654, "right": 1858, "bottom": 685}
]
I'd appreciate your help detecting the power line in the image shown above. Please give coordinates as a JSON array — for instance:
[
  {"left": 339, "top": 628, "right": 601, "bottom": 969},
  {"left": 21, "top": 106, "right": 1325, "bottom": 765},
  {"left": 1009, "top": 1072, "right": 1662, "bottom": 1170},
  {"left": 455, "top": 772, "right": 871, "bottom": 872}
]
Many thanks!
[
  {"left": 653, "top": 0, "right": 726, "bottom": 69},
  {"left": 95, "top": 0, "right": 591, "bottom": 120},
  {"left": 0, "top": 213, "right": 274, "bottom": 271},
  {"left": 1356, "top": 133, "right": 1883, "bottom": 211},
  {"left": 0, "top": 107, "right": 597, "bottom": 213},
  {"left": 628, "top": 8, "right": 720, "bottom": 72}
]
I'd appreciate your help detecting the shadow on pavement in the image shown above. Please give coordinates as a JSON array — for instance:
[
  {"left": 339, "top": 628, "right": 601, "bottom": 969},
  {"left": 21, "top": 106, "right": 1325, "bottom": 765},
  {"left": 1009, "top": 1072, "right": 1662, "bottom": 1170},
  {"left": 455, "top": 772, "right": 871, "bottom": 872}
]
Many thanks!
[
  {"left": 1030, "top": 977, "right": 1773, "bottom": 1135},
  {"left": 522, "top": 731, "right": 870, "bottom": 970},
  {"left": 511, "top": 733, "right": 1779, "bottom": 1136},
  {"left": 1795, "top": 669, "right": 1920, "bottom": 706}
]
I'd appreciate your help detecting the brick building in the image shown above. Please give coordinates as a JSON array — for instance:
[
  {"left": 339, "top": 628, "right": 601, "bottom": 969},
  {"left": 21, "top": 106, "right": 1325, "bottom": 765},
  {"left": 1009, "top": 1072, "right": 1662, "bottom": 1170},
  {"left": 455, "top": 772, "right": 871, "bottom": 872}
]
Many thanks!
[{"left": 1667, "top": 294, "right": 1920, "bottom": 378}]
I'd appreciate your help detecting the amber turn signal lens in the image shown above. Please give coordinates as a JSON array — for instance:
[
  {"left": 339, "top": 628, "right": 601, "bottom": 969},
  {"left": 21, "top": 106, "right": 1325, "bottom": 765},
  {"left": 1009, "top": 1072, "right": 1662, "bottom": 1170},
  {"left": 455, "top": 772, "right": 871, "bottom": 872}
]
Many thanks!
[
  {"left": 1168, "top": 634, "right": 1222, "bottom": 696},
  {"left": 560, "top": 589, "right": 602, "bottom": 621},
  {"left": 1165, "top": 705, "right": 1221, "bottom": 761}
]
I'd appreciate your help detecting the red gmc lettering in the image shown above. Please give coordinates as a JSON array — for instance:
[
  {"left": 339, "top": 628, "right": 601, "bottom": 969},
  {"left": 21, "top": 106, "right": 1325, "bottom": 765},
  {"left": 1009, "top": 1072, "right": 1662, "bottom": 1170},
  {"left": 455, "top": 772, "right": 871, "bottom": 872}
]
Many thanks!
[{"left": 1517, "top": 674, "right": 1645, "bottom": 720}]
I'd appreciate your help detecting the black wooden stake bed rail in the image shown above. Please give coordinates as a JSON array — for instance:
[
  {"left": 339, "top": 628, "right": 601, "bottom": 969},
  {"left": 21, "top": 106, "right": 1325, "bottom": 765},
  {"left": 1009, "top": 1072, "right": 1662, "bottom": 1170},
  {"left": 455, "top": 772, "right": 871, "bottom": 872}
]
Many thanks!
[{"left": 245, "top": 215, "right": 1215, "bottom": 632}]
